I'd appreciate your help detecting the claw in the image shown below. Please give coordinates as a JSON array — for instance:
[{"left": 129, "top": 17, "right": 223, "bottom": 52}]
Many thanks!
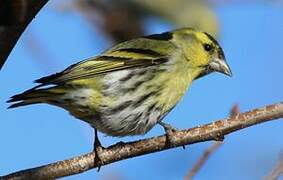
[
  {"left": 159, "top": 122, "right": 178, "bottom": 132},
  {"left": 93, "top": 129, "right": 104, "bottom": 171},
  {"left": 158, "top": 122, "right": 186, "bottom": 149}
]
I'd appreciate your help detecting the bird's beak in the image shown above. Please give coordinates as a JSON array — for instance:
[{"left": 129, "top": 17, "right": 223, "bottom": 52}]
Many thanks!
[{"left": 209, "top": 58, "right": 232, "bottom": 77}]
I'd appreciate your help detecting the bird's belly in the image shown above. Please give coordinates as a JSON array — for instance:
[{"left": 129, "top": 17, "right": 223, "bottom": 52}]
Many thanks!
[
  {"left": 95, "top": 105, "right": 163, "bottom": 137},
  {"left": 93, "top": 68, "right": 166, "bottom": 136}
]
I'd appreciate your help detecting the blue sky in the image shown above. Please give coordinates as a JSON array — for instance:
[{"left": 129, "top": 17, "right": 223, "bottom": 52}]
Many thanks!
[{"left": 1, "top": 1, "right": 283, "bottom": 180}]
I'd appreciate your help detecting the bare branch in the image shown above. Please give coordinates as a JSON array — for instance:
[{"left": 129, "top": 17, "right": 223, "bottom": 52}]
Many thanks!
[
  {"left": 184, "top": 104, "right": 240, "bottom": 180},
  {"left": 1, "top": 102, "right": 283, "bottom": 179},
  {"left": 265, "top": 152, "right": 283, "bottom": 180},
  {"left": 185, "top": 142, "right": 222, "bottom": 180},
  {"left": 0, "top": 0, "right": 49, "bottom": 70}
]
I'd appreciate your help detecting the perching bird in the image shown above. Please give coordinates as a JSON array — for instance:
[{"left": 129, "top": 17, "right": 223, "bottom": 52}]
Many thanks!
[{"left": 8, "top": 27, "right": 231, "bottom": 161}]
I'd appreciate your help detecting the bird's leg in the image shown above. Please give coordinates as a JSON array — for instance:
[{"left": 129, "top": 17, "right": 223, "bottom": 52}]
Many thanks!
[
  {"left": 158, "top": 122, "right": 186, "bottom": 149},
  {"left": 93, "top": 128, "right": 104, "bottom": 171}
]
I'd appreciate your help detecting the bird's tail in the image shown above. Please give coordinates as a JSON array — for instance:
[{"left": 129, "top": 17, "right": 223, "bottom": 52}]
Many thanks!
[{"left": 7, "top": 86, "right": 66, "bottom": 109}]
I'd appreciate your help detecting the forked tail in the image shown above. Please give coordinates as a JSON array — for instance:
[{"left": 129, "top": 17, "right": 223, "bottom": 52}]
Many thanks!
[{"left": 7, "top": 86, "right": 66, "bottom": 109}]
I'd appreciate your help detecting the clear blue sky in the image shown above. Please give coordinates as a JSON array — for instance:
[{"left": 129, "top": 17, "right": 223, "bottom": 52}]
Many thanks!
[{"left": 1, "top": 2, "right": 283, "bottom": 180}]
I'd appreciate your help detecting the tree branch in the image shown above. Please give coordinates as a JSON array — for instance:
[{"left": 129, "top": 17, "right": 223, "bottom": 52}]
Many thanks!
[
  {"left": 0, "top": 0, "right": 49, "bottom": 70},
  {"left": 265, "top": 152, "right": 283, "bottom": 180},
  {"left": 184, "top": 105, "right": 239, "bottom": 180},
  {"left": 1, "top": 102, "right": 283, "bottom": 179},
  {"left": 185, "top": 141, "right": 223, "bottom": 180}
]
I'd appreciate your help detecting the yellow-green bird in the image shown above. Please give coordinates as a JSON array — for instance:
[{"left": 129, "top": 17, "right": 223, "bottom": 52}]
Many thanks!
[{"left": 8, "top": 27, "right": 231, "bottom": 153}]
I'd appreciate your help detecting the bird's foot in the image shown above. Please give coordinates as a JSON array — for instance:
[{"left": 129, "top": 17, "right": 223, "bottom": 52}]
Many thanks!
[
  {"left": 158, "top": 122, "right": 186, "bottom": 149},
  {"left": 93, "top": 129, "right": 105, "bottom": 171}
]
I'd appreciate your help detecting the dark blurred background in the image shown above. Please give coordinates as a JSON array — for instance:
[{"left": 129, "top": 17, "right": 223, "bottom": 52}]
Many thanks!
[{"left": 1, "top": 0, "right": 283, "bottom": 179}]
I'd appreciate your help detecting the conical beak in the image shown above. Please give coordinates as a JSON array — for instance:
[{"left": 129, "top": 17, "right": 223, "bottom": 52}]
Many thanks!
[{"left": 209, "top": 58, "right": 232, "bottom": 77}]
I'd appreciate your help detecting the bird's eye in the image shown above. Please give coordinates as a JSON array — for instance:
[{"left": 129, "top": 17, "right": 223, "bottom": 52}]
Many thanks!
[{"left": 203, "top": 44, "right": 213, "bottom": 52}]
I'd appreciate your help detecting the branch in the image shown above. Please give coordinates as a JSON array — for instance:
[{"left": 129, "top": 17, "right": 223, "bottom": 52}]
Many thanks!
[
  {"left": 0, "top": 0, "right": 49, "bottom": 70},
  {"left": 185, "top": 142, "right": 222, "bottom": 180},
  {"left": 1, "top": 102, "right": 283, "bottom": 179},
  {"left": 265, "top": 152, "right": 283, "bottom": 180},
  {"left": 184, "top": 105, "right": 239, "bottom": 180}
]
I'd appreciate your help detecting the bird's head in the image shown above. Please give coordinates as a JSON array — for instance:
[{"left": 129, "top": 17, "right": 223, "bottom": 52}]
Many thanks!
[{"left": 171, "top": 28, "right": 232, "bottom": 78}]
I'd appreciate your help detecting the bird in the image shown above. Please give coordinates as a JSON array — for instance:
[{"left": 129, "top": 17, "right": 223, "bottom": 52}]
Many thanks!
[{"left": 8, "top": 27, "right": 231, "bottom": 165}]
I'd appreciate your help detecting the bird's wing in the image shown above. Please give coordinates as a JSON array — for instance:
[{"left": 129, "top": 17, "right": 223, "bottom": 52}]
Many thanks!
[
  {"left": 36, "top": 56, "right": 167, "bottom": 85},
  {"left": 35, "top": 48, "right": 169, "bottom": 85},
  {"left": 35, "top": 33, "right": 177, "bottom": 85}
]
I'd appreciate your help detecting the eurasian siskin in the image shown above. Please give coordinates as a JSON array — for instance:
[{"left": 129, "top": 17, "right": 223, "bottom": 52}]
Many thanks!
[{"left": 8, "top": 27, "right": 231, "bottom": 153}]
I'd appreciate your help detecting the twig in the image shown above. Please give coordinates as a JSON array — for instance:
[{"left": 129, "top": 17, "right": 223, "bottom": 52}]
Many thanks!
[
  {"left": 184, "top": 104, "right": 240, "bottom": 180},
  {"left": 1, "top": 102, "right": 283, "bottom": 179},
  {"left": 0, "top": 0, "right": 49, "bottom": 70},
  {"left": 265, "top": 152, "right": 283, "bottom": 180},
  {"left": 185, "top": 142, "right": 222, "bottom": 180}
]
